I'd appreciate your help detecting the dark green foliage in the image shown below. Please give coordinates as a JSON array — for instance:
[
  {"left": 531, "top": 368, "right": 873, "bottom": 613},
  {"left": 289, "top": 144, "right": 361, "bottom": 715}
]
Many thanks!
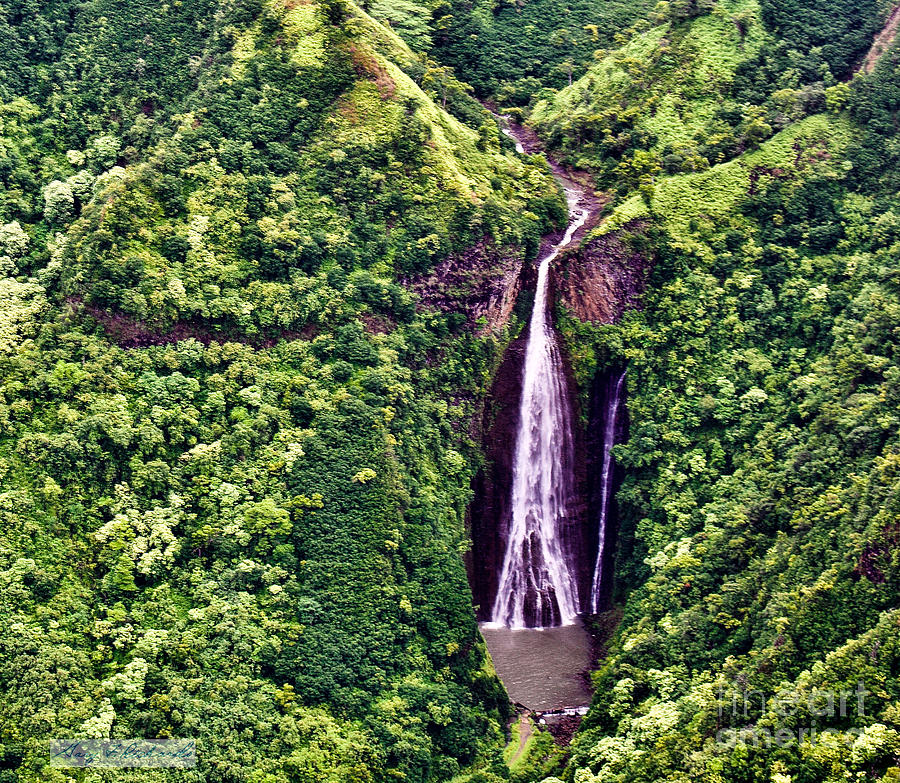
[
  {"left": 18, "top": 3, "right": 558, "bottom": 334},
  {"left": 0, "top": 0, "right": 564, "bottom": 780},
  {"left": 0, "top": 301, "right": 515, "bottom": 780},
  {"left": 430, "top": 0, "right": 654, "bottom": 99},
  {"left": 757, "top": 0, "right": 888, "bottom": 77},
  {"left": 848, "top": 47, "right": 900, "bottom": 194},
  {"left": 6, "top": 0, "right": 900, "bottom": 781},
  {"left": 0, "top": 0, "right": 222, "bottom": 149}
]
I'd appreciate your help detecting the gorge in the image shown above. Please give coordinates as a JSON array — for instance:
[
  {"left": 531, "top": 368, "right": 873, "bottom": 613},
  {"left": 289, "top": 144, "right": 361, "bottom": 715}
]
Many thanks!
[
  {"left": 5, "top": 1, "right": 899, "bottom": 780},
  {"left": 474, "top": 123, "right": 626, "bottom": 710}
]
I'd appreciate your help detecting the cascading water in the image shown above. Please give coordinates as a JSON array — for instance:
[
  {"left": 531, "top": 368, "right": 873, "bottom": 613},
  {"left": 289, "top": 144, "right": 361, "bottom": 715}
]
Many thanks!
[
  {"left": 589, "top": 369, "right": 626, "bottom": 614},
  {"left": 500, "top": 127, "right": 526, "bottom": 154},
  {"left": 489, "top": 186, "right": 589, "bottom": 629}
]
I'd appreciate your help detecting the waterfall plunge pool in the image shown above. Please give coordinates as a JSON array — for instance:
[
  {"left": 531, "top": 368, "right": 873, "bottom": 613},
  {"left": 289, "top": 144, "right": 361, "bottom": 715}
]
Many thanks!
[{"left": 480, "top": 620, "right": 593, "bottom": 710}]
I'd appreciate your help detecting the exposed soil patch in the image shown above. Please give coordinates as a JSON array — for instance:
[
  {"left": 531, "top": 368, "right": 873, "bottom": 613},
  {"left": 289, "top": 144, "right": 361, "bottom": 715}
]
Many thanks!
[
  {"left": 359, "top": 313, "right": 395, "bottom": 335},
  {"left": 509, "top": 712, "right": 534, "bottom": 766},
  {"left": 345, "top": 42, "right": 396, "bottom": 98},
  {"left": 860, "top": 3, "right": 900, "bottom": 74},
  {"left": 856, "top": 523, "right": 900, "bottom": 583}
]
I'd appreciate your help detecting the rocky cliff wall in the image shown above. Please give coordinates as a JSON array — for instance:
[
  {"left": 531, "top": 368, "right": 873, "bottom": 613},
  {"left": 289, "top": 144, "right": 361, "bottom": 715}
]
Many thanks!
[
  {"left": 404, "top": 239, "right": 528, "bottom": 331},
  {"left": 550, "top": 222, "right": 650, "bottom": 325}
]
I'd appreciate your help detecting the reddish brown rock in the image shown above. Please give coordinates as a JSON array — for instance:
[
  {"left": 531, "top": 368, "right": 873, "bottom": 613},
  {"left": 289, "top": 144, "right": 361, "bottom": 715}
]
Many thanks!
[{"left": 551, "top": 221, "right": 651, "bottom": 326}]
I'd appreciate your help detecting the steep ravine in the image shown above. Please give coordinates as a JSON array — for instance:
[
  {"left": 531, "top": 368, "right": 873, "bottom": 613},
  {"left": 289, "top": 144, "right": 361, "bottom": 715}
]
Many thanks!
[
  {"left": 467, "top": 118, "right": 649, "bottom": 713},
  {"left": 469, "top": 121, "right": 650, "bottom": 621},
  {"left": 468, "top": 118, "right": 605, "bottom": 621}
]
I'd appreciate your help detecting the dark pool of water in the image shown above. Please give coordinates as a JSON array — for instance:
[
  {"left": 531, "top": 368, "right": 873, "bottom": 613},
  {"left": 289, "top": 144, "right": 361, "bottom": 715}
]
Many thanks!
[{"left": 480, "top": 621, "right": 593, "bottom": 710}]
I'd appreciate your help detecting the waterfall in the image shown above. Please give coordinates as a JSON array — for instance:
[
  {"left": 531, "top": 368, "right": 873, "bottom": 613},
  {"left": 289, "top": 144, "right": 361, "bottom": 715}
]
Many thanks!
[
  {"left": 501, "top": 126, "right": 526, "bottom": 154},
  {"left": 589, "top": 369, "right": 626, "bottom": 614},
  {"left": 489, "top": 186, "right": 589, "bottom": 629}
]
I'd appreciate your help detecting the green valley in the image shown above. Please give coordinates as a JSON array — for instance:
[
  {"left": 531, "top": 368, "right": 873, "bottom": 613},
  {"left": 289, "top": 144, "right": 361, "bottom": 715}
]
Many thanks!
[{"left": 1, "top": 0, "right": 900, "bottom": 781}]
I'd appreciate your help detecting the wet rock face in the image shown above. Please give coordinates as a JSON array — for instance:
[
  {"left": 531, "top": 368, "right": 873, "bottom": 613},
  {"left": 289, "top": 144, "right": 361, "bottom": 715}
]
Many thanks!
[
  {"left": 467, "top": 311, "right": 593, "bottom": 621},
  {"left": 550, "top": 224, "right": 650, "bottom": 612},
  {"left": 467, "top": 332, "right": 527, "bottom": 620},
  {"left": 466, "top": 225, "right": 651, "bottom": 620},
  {"left": 558, "top": 343, "right": 593, "bottom": 612},
  {"left": 460, "top": 209, "right": 651, "bottom": 620},
  {"left": 585, "top": 367, "right": 629, "bottom": 613},
  {"left": 550, "top": 222, "right": 650, "bottom": 325}
]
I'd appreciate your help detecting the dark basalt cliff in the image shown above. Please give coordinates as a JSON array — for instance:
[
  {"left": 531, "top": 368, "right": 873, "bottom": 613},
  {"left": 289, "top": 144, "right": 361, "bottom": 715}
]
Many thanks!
[
  {"left": 466, "top": 329, "right": 526, "bottom": 619},
  {"left": 403, "top": 239, "right": 529, "bottom": 331},
  {"left": 584, "top": 366, "right": 629, "bottom": 612}
]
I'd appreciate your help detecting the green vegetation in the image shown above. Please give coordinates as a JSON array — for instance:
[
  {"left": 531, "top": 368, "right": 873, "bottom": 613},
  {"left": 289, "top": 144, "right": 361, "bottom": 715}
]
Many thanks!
[
  {"left": 430, "top": 0, "right": 654, "bottom": 100},
  {"left": 549, "top": 11, "right": 900, "bottom": 783},
  {"left": 757, "top": 0, "right": 891, "bottom": 77},
  {"left": 4, "top": 0, "right": 900, "bottom": 779},
  {"left": 0, "top": 0, "right": 564, "bottom": 780},
  {"left": 530, "top": 0, "right": 889, "bottom": 198}
]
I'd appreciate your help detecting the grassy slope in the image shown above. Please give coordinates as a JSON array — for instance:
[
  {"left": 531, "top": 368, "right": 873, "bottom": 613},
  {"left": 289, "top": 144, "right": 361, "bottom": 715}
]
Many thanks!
[
  {"left": 599, "top": 112, "right": 854, "bottom": 236},
  {"left": 530, "top": 0, "right": 768, "bottom": 181}
]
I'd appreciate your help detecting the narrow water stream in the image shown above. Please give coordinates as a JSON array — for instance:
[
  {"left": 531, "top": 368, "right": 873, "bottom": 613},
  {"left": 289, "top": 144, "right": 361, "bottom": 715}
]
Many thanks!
[{"left": 590, "top": 369, "right": 626, "bottom": 614}]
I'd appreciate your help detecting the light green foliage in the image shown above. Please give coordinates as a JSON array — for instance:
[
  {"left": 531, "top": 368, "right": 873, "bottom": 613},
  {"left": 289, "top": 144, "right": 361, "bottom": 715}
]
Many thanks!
[
  {"left": 0, "top": 220, "right": 28, "bottom": 275},
  {"left": 280, "top": 0, "right": 328, "bottom": 68},
  {"left": 0, "top": 221, "right": 28, "bottom": 258},
  {"left": 0, "top": 278, "right": 46, "bottom": 353},
  {"left": 826, "top": 82, "right": 851, "bottom": 113},
  {"left": 43, "top": 180, "right": 75, "bottom": 225},
  {"left": 554, "top": 47, "right": 900, "bottom": 783},
  {"left": 531, "top": 0, "right": 773, "bottom": 191}
]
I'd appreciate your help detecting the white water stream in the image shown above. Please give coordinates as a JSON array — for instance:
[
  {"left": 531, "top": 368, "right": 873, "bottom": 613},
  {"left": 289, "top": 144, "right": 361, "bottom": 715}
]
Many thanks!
[
  {"left": 489, "top": 185, "right": 589, "bottom": 629},
  {"left": 589, "top": 369, "right": 626, "bottom": 614}
]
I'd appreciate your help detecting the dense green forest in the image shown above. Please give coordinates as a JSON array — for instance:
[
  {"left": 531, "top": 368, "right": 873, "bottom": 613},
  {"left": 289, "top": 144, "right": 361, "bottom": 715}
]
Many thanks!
[
  {"left": 2, "top": 0, "right": 900, "bottom": 781},
  {"left": 543, "top": 1, "right": 900, "bottom": 782},
  {"left": 0, "top": 0, "right": 562, "bottom": 780}
]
